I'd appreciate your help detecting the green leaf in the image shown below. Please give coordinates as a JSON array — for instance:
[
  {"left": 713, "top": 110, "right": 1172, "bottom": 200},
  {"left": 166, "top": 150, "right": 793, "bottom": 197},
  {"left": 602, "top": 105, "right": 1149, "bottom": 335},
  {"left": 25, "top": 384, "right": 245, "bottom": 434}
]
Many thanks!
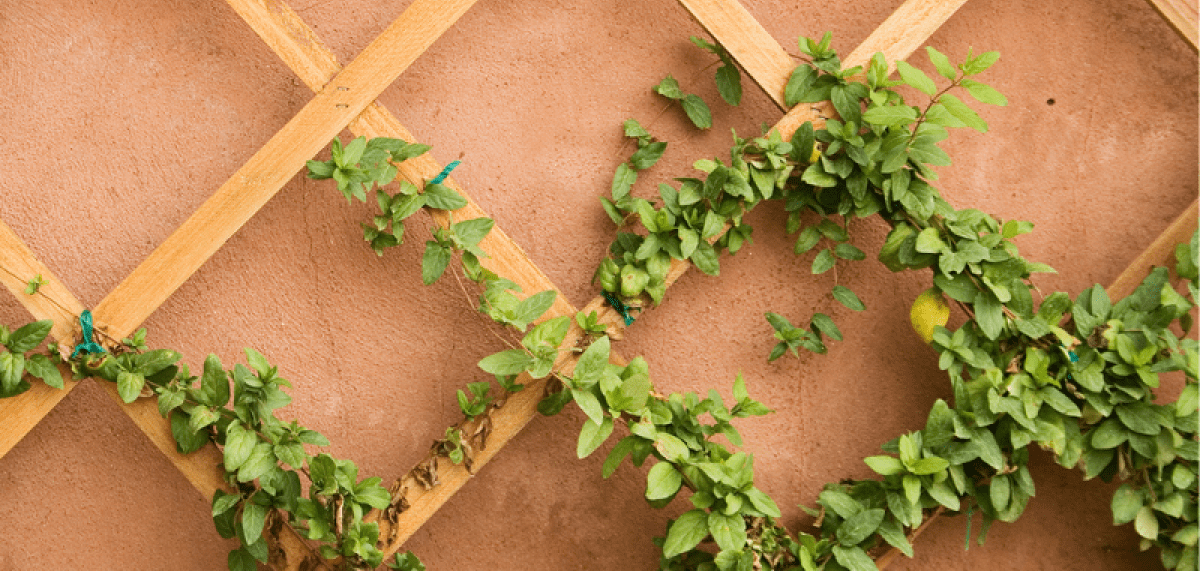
[
  {"left": 478, "top": 350, "right": 535, "bottom": 377},
  {"left": 421, "top": 243, "right": 451, "bottom": 285},
  {"left": 715, "top": 65, "right": 742, "bottom": 106},
  {"left": 784, "top": 65, "right": 815, "bottom": 107},
  {"left": 646, "top": 462, "right": 683, "bottom": 500},
  {"left": 423, "top": 183, "right": 467, "bottom": 210},
  {"left": 708, "top": 511, "right": 747, "bottom": 552},
  {"left": 838, "top": 508, "right": 885, "bottom": 546},
  {"left": 116, "top": 370, "right": 145, "bottom": 403},
  {"left": 1135, "top": 505, "right": 1159, "bottom": 540},
  {"left": 681, "top": 95, "right": 713, "bottom": 129},
  {"left": 7, "top": 320, "right": 51, "bottom": 353},
  {"left": 974, "top": 291, "right": 1004, "bottom": 340},
  {"left": 1111, "top": 484, "right": 1143, "bottom": 525},
  {"left": 939, "top": 94, "right": 988, "bottom": 133},
  {"left": 24, "top": 354, "right": 62, "bottom": 389},
  {"left": 224, "top": 422, "right": 257, "bottom": 472},
  {"left": 961, "top": 79, "right": 1007, "bottom": 106},
  {"left": 663, "top": 509, "right": 710, "bottom": 558},
  {"left": 926, "top": 46, "right": 957, "bottom": 80},
  {"left": 513, "top": 290, "right": 557, "bottom": 328},
  {"left": 241, "top": 501, "right": 268, "bottom": 546},
  {"left": 237, "top": 442, "right": 276, "bottom": 483},
  {"left": 832, "top": 285, "right": 865, "bottom": 311},
  {"left": 170, "top": 412, "right": 209, "bottom": 454},
  {"left": 909, "top": 456, "right": 949, "bottom": 475},
  {"left": 630, "top": 142, "right": 668, "bottom": 170},
  {"left": 819, "top": 490, "right": 863, "bottom": 519},
  {"left": 862, "top": 105, "right": 919, "bottom": 127},
  {"left": 654, "top": 75, "right": 684, "bottom": 100},
  {"left": 654, "top": 433, "right": 690, "bottom": 462},
  {"left": 962, "top": 51, "right": 1000, "bottom": 75},
  {"left": 831, "top": 545, "right": 877, "bottom": 571},
  {"left": 576, "top": 415, "right": 614, "bottom": 459},
  {"left": 212, "top": 491, "right": 241, "bottom": 517},
  {"left": 611, "top": 164, "right": 637, "bottom": 203},
  {"left": 877, "top": 518, "right": 914, "bottom": 557},
  {"left": 452, "top": 217, "right": 494, "bottom": 248},
  {"left": 897, "top": 61, "right": 936, "bottom": 95},
  {"left": 199, "top": 354, "right": 230, "bottom": 407},
  {"left": 812, "top": 249, "right": 836, "bottom": 274},
  {"left": 691, "top": 240, "right": 720, "bottom": 276},
  {"left": 834, "top": 243, "right": 866, "bottom": 261},
  {"left": 228, "top": 547, "right": 258, "bottom": 571},
  {"left": 811, "top": 313, "right": 843, "bottom": 341},
  {"left": 864, "top": 455, "right": 904, "bottom": 476},
  {"left": 623, "top": 119, "right": 650, "bottom": 139}
]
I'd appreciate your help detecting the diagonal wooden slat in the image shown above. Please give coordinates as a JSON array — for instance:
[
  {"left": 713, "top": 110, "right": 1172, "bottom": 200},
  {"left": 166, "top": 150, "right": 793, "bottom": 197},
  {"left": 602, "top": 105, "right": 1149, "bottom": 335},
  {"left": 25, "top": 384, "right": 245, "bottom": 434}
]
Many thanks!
[
  {"left": 773, "top": 0, "right": 970, "bottom": 140},
  {"left": 56, "top": 0, "right": 478, "bottom": 508},
  {"left": 223, "top": 0, "right": 641, "bottom": 554},
  {"left": 0, "top": 219, "right": 84, "bottom": 456},
  {"left": 1145, "top": 0, "right": 1199, "bottom": 50},
  {"left": 676, "top": 0, "right": 796, "bottom": 109}
]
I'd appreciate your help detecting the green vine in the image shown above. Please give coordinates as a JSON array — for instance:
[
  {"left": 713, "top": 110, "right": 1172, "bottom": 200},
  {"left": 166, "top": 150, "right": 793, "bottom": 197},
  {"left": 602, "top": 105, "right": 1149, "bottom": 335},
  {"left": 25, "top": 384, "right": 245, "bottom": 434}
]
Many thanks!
[{"left": 0, "top": 31, "right": 1194, "bottom": 571}]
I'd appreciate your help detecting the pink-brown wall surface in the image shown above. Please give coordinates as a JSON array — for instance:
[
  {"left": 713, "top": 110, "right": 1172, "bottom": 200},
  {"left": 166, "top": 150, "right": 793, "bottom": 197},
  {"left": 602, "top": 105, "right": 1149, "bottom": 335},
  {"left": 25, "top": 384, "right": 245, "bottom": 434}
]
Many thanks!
[{"left": 0, "top": 0, "right": 1195, "bottom": 569}]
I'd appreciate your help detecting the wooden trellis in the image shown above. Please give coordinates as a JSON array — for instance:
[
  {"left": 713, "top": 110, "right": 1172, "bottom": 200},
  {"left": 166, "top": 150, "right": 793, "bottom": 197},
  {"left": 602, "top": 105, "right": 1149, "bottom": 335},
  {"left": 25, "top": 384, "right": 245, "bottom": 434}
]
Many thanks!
[{"left": 0, "top": 0, "right": 1195, "bottom": 568}]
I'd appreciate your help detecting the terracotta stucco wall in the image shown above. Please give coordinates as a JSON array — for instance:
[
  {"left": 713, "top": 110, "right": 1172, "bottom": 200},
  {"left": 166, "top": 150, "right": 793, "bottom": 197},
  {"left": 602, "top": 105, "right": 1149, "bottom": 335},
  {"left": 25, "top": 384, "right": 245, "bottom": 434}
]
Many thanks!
[{"left": 0, "top": 0, "right": 1195, "bottom": 569}]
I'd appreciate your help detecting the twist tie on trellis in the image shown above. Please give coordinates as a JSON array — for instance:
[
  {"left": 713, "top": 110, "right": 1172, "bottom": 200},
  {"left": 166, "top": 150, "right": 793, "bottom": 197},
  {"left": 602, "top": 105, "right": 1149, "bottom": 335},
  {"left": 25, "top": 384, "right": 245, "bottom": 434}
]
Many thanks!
[
  {"left": 602, "top": 291, "right": 637, "bottom": 326},
  {"left": 71, "top": 310, "right": 106, "bottom": 359},
  {"left": 429, "top": 160, "right": 462, "bottom": 185}
]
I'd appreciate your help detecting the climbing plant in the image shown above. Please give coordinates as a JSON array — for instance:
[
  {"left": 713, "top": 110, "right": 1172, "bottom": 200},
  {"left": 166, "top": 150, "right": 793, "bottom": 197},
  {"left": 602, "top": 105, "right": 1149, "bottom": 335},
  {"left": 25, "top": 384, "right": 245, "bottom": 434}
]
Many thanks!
[{"left": 0, "top": 32, "right": 1194, "bottom": 571}]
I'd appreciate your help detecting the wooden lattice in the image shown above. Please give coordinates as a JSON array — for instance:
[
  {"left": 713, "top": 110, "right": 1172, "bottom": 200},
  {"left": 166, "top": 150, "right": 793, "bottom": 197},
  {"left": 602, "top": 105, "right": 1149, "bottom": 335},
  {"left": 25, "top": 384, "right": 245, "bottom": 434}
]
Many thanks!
[{"left": 0, "top": 0, "right": 1195, "bottom": 568}]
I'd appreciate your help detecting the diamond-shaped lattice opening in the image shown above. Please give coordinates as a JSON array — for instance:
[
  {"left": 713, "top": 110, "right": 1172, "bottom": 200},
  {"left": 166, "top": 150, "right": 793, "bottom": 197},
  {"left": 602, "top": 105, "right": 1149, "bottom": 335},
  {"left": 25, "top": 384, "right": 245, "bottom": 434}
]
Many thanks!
[{"left": 0, "top": 0, "right": 1195, "bottom": 568}]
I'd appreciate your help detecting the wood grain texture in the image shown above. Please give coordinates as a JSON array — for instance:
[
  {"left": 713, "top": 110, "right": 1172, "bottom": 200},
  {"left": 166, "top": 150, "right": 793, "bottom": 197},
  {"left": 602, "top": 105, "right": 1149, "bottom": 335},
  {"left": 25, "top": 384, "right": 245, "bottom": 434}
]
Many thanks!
[
  {"left": 1145, "top": 0, "right": 1200, "bottom": 50},
  {"left": 774, "top": 0, "right": 969, "bottom": 140},
  {"left": 95, "top": 0, "right": 478, "bottom": 342},
  {"left": 226, "top": 0, "right": 645, "bottom": 554},
  {"left": 0, "top": 219, "right": 84, "bottom": 458},
  {"left": 676, "top": 0, "right": 796, "bottom": 109}
]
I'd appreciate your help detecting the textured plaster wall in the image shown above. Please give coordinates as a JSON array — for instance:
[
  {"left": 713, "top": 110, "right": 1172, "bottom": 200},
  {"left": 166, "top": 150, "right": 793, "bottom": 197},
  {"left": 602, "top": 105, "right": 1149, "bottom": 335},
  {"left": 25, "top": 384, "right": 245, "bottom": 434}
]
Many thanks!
[{"left": 0, "top": 0, "right": 1195, "bottom": 569}]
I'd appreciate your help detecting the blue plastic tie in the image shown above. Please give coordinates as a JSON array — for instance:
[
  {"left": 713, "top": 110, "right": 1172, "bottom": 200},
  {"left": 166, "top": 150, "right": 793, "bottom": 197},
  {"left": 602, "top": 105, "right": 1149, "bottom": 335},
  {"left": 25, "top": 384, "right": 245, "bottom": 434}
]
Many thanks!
[
  {"left": 602, "top": 291, "right": 636, "bottom": 326},
  {"left": 429, "top": 160, "right": 461, "bottom": 185},
  {"left": 71, "top": 310, "right": 106, "bottom": 358}
]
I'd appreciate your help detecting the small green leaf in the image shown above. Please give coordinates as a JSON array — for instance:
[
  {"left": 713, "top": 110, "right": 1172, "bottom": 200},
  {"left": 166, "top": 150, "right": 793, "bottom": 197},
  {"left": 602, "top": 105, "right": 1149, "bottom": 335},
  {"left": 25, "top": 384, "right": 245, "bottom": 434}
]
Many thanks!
[
  {"left": 7, "top": 320, "right": 51, "bottom": 353},
  {"left": 663, "top": 509, "right": 710, "bottom": 558},
  {"left": 423, "top": 183, "right": 467, "bottom": 210},
  {"left": 926, "top": 46, "right": 957, "bottom": 80},
  {"left": 576, "top": 415, "right": 614, "bottom": 458},
  {"left": 241, "top": 501, "right": 268, "bottom": 546},
  {"left": 681, "top": 95, "right": 713, "bottom": 129},
  {"left": 228, "top": 547, "right": 258, "bottom": 571},
  {"left": 715, "top": 65, "right": 742, "bottom": 106},
  {"left": 24, "top": 354, "right": 62, "bottom": 390},
  {"left": 708, "top": 511, "right": 747, "bottom": 552},
  {"left": 421, "top": 243, "right": 451, "bottom": 285},
  {"left": 837, "top": 508, "right": 885, "bottom": 546},
  {"left": 170, "top": 412, "right": 209, "bottom": 454},
  {"left": 224, "top": 422, "right": 257, "bottom": 472},
  {"left": 630, "top": 142, "right": 668, "bottom": 170},
  {"left": 654, "top": 75, "right": 684, "bottom": 100},
  {"left": 832, "top": 545, "right": 877, "bottom": 571},
  {"left": 864, "top": 455, "right": 904, "bottom": 476},
  {"left": 478, "top": 350, "right": 535, "bottom": 376},
  {"left": 611, "top": 164, "right": 637, "bottom": 202},
  {"left": 939, "top": 94, "right": 988, "bottom": 133},
  {"left": 645, "top": 462, "right": 683, "bottom": 500},
  {"left": 116, "top": 370, "right": 145, "bottom": 403},
  {"left": 961, "top": 79, "right": 1008, "bottom": 106},
  {"left": 1135, "top": 505, "right": 1159, "bottom": 540},
  {"left": 812, "top": 249, "right": 836, "bottom": 274},
  {"left": 897, "top": 61, "right": 936, "bottom": 95},
  {"left": 832, "top": 285, "right": 865, "bottom": 311}
]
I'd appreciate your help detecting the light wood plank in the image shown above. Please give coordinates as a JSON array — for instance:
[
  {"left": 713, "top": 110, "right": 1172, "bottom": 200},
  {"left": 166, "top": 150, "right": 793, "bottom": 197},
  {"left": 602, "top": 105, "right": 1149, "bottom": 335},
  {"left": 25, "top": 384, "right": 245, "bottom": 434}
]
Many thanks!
[
  {"left": 1145, "top": 0, "right": 1199, "bottom": 51},
  {"left": 95, "top": 0, "right": 478, "bottom": 341},
  {"left": 1107, "top": 199, "right": 1198, "bottom": 299},
  {"left": 225, "top": 0, "right": 638, "bottom": 554},
  {"left": 773, "top": 0, "right": 969, "bottom": 140},
  {"left": 676, "top": 0, "right": 796, "bottom": 109},
  {"left": 0, "top": 218, "right": 84, "bottom": 458}
]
